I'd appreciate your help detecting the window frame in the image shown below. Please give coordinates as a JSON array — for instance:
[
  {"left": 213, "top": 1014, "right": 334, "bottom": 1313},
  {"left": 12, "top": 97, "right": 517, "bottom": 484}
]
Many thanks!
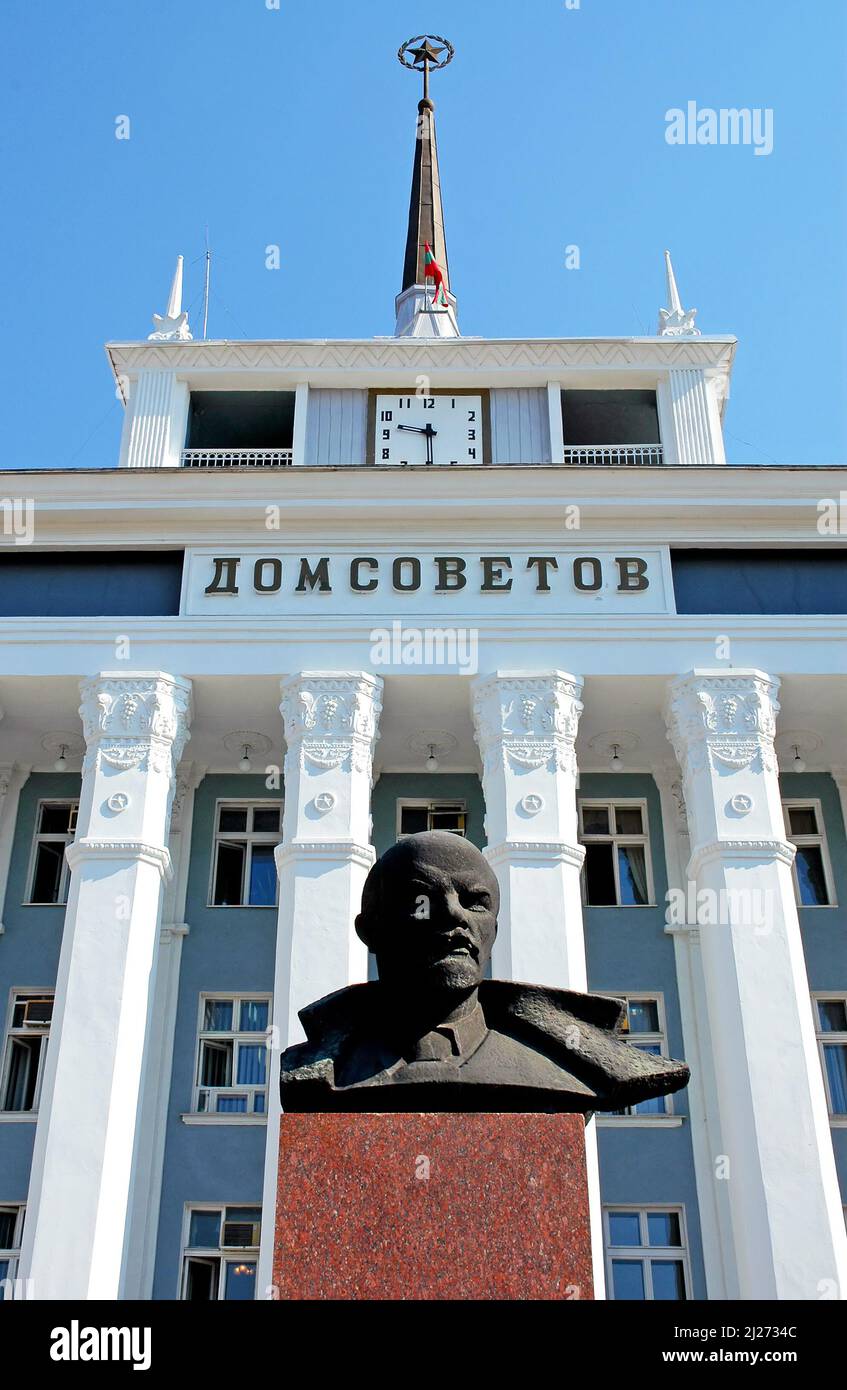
[
  {"left": 0, "top": 989, "right": 54, "bottom": 1116},
  {"left": 603, "top": 1204, "right": 691, "bottom": 1301},
  {"left": 782, "top": 799, "right": 837, "bottom": 908},
  {"left": 811, "top": 991, "right": 847, "bottom": 1123},
  {"left": 395, "top": 799, "right": 468, "bottom": 839},
  {"left": 191, "top": 992, "right": 272, "bottom": 1119},
  {"left": 603, "top": 992, "right": 674, "bottom": 1117},
  {"left": 179, "top": 1202, "right": 261, "bottom": 1302},
  {"left": 208, "top": 800, "right": 282, "bottom": 909},
  {"left": 0, "top": 1203, "right": 25, "bottom": 1292},
  {"left": 578, "top": 798, "right": 655, "bottom": 907},
  {"left": 25, "top": 800, "right": 79, "bottom": 906}
]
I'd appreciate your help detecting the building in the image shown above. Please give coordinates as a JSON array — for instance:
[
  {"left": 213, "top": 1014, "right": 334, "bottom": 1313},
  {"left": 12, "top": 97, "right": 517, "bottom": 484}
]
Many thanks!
[{"left": 1, "top": 39, "right": 846, "bottom": 1303}]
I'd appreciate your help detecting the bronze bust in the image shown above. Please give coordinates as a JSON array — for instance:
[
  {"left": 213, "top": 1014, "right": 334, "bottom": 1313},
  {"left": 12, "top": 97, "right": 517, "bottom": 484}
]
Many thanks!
[{"left": 280, "top": 831, "right": 689, "bottom": 1113}]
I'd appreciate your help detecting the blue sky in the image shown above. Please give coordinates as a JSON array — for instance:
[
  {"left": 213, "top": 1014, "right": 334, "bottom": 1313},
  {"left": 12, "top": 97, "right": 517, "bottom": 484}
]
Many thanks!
[{"left": 2, "top": 0, "right": 845, "bottom": 468}]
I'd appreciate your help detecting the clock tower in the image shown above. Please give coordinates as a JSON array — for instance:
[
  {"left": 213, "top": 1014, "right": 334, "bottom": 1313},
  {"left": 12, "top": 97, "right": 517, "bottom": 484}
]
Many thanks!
[{"left": 394, "top": 35, "right": 461, "bottom": 339}]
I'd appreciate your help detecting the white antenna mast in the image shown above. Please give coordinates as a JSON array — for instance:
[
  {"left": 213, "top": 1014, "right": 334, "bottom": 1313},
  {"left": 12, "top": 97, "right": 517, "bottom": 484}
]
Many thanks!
[{"left": 202, "top": 227, "right": 211, "bottom": 339}]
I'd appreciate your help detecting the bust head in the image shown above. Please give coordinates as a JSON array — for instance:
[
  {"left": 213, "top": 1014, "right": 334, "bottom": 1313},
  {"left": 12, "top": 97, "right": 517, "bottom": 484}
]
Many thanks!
[{"left": 355, "top": 831, "right": 499, "bottom": 1006}]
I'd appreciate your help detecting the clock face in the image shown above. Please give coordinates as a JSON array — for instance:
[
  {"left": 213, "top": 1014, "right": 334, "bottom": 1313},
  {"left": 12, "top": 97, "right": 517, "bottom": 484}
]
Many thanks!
[{"left": 375, "top": 394, "right": 484, "bottom": 466}]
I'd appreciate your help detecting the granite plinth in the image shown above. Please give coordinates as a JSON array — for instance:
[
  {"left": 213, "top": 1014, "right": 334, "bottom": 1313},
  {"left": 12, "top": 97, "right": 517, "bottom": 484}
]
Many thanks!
[{"left": 273, "top": 1111, "right": 594, "bottom": 1300}]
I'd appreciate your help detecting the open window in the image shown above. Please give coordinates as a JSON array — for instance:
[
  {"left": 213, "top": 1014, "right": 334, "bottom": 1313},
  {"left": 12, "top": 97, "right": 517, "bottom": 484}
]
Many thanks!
[
  {"left": 562, "top": 390, "right": 662, "bottom": 465},
  {"left": 1, "top": 991, "right": 54, "bottom": 1112},
  {"left": 210, "top": 803, "right": 282, "bottom": 907},
  {"left": 194, "top": 994, "right": 271, "bottom": 1116},
  {"left": 27, "top": 802, "right": 78, "bottom": 904},
  {"left": 183, "top": 392, "right": 296, "bottom": 467},
  {"left": 397, "top": 800, "right": 467, "bottom": 838},
  {"left": 181, "top": 1205, "right": 261, "bottom": 1301}
]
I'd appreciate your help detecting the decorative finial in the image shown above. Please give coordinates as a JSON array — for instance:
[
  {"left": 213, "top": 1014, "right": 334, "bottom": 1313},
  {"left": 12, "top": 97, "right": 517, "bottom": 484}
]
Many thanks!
[
  {"left": 398, "top": 33, "right": 454, "bottom": 105},
  {"left": 658, "top": 250, "right": 699, "bottom": 337},
  {"left": 149, "top": 254, "right": 193, "bottom": 342}
]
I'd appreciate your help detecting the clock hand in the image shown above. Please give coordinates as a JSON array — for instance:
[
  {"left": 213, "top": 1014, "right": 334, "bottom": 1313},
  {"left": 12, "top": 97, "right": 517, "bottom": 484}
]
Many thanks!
[{"left": 397, "top": 424, "right": 438, "bottom": 435}]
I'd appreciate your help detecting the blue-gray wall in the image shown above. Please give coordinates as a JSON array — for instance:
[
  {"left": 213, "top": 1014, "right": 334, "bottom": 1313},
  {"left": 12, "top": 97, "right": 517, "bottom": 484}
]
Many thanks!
[
  {"left": 371, "top": 773, "right": 486, "bottom": 856},
  {"left": 0, "top": 773, "right": 79, "bottom": 1208},
  {"left": 782, "top": 772, "right": 847, "bottom": 1200},
  {"left": 580, "top": 773, "right": 706, "bottom": 1299},
  {"left": 152, "top": 775, "right": 280, "bottom": 1299}
]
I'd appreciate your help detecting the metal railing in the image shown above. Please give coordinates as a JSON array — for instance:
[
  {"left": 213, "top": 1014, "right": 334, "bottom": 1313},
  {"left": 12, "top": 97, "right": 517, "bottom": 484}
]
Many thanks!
[
  {"left": 562, "top": 444, "right": 664, "bottom": 466},
  {"left": 181, "top": 448, "right": 294, "bottom": 468}
]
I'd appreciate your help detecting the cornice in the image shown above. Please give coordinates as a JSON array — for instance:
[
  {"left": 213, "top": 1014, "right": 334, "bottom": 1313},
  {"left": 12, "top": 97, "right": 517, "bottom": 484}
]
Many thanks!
[
  {"left": 106, "top": 335, "right": 737, "bottom": 378},
  {"left": 687, "top": 838, "right": 796, "bottom": 875},
  {"left": 483, "top": 840, "right": 586, "bottom": 868},
  {"left": 274, "top": 841, "right": 375, "bottom": 869},
  {"left": 66, "top": 839, "right": 174, "bottom": 879}
]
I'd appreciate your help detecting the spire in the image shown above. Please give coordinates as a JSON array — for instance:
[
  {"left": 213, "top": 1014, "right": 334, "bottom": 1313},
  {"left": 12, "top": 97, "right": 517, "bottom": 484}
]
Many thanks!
[
  {"left": 149, "top": 254, "right": 192, "bottom": 341},
  {"left": 395, "top": 36, "right": 460, "bottom": 338},
  {"left": 402, "top": 95, "right": 450, "bottom": 295},
  {"left": 658, "top": 250, "right": 700, "bottom": 337}
]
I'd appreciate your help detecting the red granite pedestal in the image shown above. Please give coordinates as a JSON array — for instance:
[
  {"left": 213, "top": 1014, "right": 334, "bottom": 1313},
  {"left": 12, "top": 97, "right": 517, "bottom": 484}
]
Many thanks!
[{"left": 273, "top": 1112, "right": 594, "bottom": 1300}]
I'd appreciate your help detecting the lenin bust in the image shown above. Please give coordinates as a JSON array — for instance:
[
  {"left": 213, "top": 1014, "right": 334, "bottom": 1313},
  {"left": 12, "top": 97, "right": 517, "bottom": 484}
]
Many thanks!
[{"left": 280, "top": 832, "right": 689, "bottom": 1114}]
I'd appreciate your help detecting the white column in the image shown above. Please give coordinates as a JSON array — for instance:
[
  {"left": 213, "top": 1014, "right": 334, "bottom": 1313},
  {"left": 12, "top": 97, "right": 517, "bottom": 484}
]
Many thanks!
[
  {"left": 291, "top": 382, "right": 310, "bottom": 466},
  {"left": 471, "top": 671, "right": 586, "bottom": 987},
  {"left": 19, "top": 671, "right": 192, "bottom": 1300},
  {"left": 257, "top": 671, "right": 383, "bottom": 1297},
  {"left": 666, "top": 368, "right": 727, "bottom": 465},
  {"left": 654, "top": 762, "right": 738, "bottom": 1300},
  {"left": 471, "top": 670, "right": 605, "bottom": 1297},
  {"left": 0, "top": 765, "right": 31, "bottom": 936},
  {"left": 119, "top": 370, "right": 190, "bottom": 469},
  {"left": 547, "top": 382, "right": 564, "bottom": 465},
  {"left": 123, "top": 760, "right": 206, "bottom": 1300},
  {"left": 665, "top": 669, "right": 847, "bottom": 1299}
]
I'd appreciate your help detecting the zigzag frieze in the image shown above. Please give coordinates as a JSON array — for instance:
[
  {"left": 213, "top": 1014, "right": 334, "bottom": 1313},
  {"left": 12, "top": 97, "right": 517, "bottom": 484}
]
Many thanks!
[{"left": 109, "top": 338, "right": 735, "bottom": 374}]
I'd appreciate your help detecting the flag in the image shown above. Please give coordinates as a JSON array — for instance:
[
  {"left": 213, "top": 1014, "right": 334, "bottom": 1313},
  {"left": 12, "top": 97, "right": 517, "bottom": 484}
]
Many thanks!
[{"left": 424, "top": 243, "right": 448, "bottom": 307}]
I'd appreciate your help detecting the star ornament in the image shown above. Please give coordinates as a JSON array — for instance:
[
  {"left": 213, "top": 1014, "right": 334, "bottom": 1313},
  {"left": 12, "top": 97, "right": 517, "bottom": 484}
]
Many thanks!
[{"left": 410, "top": 40, "right": 446, "bottom": 67}]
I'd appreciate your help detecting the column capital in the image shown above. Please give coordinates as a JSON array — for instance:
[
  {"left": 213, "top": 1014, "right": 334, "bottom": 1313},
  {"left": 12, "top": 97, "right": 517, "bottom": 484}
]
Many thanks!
[
  {"left": 280, "top": 671, "right": 383, "bottom": 779},
  {"left": 652, "top": 760, "right": 690, "bottom": 833},
  {"left": 471, "top": 670, "right": 584, "bottom": 777},
  {"left": 170, "top": 761, "right": 206, "bottom": 831},
  {"left": 79, "top": 671, "right": 193, "bottom": 777},
  {"left": 665, "top": 669, "right": 780, "bottom": 777}
]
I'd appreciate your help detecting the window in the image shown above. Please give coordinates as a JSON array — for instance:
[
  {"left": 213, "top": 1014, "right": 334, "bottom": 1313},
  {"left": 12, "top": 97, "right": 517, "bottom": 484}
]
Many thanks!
[
  {"left": 210, "top": 803, "right": 281, "bottom": 907},
  {"left": 561, "top": 390, "right": 661, "bottom": 447},
  {"left": 194, "top": 995, "right": 271, "bottom": 1116},
  {"left": 397, "top": 801, "right": 467, "bottom": 837},
  {"left": 606, "top": 995, "right": 672, "bottom": 1116},
  {"left": 1, "top": 991, "right": 53, "bottom": 1113},
  {"left": 813, "top": 995, "right": 847, "bottom": 1117},
  {"left": 604, "top": 1207, "right": 690, "bottom": 1300},
  {"left": 181, "top": 1205, "right": 261, "bottom": 1301},
  {"left": 185, "top": 391, "right": 295, "bottom": 451},
  {"left": 0, "top": 1205, "right": 25, "bottom": 1292},
  {"left": 579, "top": 801, "right": 652, "bottom": 906},
  {"left": 27, "top": 802, "right": 78, "bottom": 904},
  {"left": 783, "top": 802, "right": 834, "bottom": 906}
]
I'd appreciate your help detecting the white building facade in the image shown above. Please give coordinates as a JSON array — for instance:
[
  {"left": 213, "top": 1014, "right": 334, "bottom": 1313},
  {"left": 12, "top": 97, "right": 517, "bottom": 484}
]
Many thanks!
[{"left": 1, "top": 64, "right": 847, "bottom": 1303}]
